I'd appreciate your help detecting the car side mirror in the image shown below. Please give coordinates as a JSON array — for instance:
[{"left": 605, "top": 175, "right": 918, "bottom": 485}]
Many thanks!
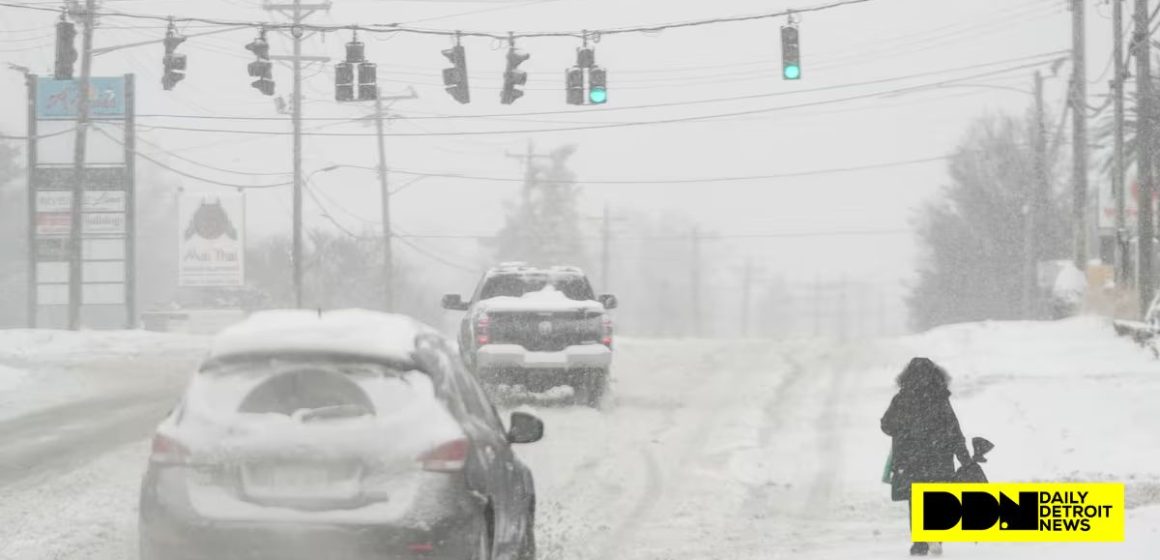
[
  {"left": 442, "top": 294, "right": 469, "bottom": 311},
  {"left": 507, "top": 411, "right": 544, "bottom": 444},
  {"left": 598, "top": 294, "right": 618, "bottom": 310}
]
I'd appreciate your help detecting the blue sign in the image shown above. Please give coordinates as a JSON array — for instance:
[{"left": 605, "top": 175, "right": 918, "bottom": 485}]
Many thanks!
[{"left": 36, "top": 77, "right": 126, "bottom": 120}]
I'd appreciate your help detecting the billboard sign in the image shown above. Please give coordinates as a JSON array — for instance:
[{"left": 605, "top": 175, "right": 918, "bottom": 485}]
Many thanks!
[
  {"left": 36, "top": 77, "right": 127, "bottom": 120},
  {"left": 178, "top": 193, "right": 245, "bottom": 287}
]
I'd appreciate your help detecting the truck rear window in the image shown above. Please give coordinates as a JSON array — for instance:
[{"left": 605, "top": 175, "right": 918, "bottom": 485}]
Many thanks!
[{"left": 479, "top": 273, "right": 594, "bottom": 301}]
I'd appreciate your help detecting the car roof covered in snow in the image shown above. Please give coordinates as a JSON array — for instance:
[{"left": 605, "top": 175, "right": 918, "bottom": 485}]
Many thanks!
[{"left": 207, "top": 309, "right": 432, "bottom": 366}]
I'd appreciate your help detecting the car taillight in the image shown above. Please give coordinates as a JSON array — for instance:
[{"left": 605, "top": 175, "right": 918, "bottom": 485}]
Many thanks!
[
  {"left": 419, "top": 438, "right": 469, "bottom": 472},
  {"left": 602, "top": 317, "right": 613, "bottom": 347},
  {"left": 476, "top": 314, "right": 490, "bottom": 345},
  {"left": 149, "top": 433, "right": 189, "bottom": 465}
]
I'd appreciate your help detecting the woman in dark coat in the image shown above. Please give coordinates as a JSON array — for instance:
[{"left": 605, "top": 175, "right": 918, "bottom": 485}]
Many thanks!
[{"left": 881, "top": 357, "right": 971, "bottom": 556}]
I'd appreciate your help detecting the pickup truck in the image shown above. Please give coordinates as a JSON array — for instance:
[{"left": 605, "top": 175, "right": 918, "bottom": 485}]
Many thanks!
[{"left": 442, "top": 264, "right": 618, "bottom": 407}]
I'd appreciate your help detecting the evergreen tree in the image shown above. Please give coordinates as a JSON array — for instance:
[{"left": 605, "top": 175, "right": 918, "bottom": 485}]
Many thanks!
[{"left": 489, "top": 144, "right": 588, "bottom": 269}]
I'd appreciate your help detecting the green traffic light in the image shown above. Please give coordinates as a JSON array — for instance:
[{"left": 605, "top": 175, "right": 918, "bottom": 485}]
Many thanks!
[
  {"left": 589, "top": 87, "right": 607, "bottom": 104},
  {"left": 784, "top": 65, "right": 801, "bottom": 80}
]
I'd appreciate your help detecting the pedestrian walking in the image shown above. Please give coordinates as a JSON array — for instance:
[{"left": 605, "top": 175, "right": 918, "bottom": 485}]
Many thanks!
[{"left": 881, "top": 357, "right": 971, "bottom": 556}]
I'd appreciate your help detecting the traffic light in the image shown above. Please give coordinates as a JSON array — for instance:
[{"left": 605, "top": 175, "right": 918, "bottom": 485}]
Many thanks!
[
  {"left": 246, "top": 30, "right": 274, "bottom": 96},
  {"left": 781, "top": 25, "right": 801, "bottom": 80},
  {"left": 335, "top": 34, "right": 377, "bottom": 102},
  {"left": 161, "top": 23, "right": 187, "bottom": 91},
  {"left": 588, "top": 66, "right": 607, "bottom": 104},
  {"left": 501, "top": 47, "right": 529, "bottom": 105},
  {"left": 576, "top": 47, "right": 595, "bottom": 69},
  {"left": 565, "top": 67, "right": 583, "bottom": 105},
  {"left": 358, "top": 62, "right": 377, "bottom": 101},
  {"left": 442, "top": 45, "right": 470, "bottom": 104},
  {"left": 54, "top": 17, "right": 77, "bottom": 80},
  {"left": 345, "top": 39, "right": 365, "bottom": 64},
  {"left": 335, "top": 62, "right": 354, "bottom": 101}
]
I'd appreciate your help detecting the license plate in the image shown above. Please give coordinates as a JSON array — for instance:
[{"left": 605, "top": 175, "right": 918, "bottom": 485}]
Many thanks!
[{"left": 242, "top": 463, "right": 362, "bottom": 500}]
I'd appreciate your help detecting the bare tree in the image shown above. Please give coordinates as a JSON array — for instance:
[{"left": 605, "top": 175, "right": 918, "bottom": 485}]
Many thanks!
[{"left": 909, "top": 113, "right": 1071, "bottom": 330}]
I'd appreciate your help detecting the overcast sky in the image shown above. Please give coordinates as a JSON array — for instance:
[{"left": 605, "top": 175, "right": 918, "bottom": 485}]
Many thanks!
[{"left": 0, "top": 0, "right": 1110, "bottom": 302}]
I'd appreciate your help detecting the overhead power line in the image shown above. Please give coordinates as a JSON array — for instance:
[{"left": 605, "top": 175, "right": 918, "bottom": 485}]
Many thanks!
[
  {"left": 386, "top": 154, "right": 950, "bottom": 185},
  {"left": 116, "top": 58, "right": 1062, "bottom": 138},
  {"left": 127, "top": 49, "right": 1066, "bottom": 123},
  {"left": 91, "top": 126, "right": 292, "bottom": 189},
  {"left": 0, "top": 0, "right": 875, "bottom": 40}
]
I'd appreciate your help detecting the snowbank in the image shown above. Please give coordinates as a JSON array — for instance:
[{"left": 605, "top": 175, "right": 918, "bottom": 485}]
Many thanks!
[
  {"left": 0, "top": 328, "right": 208, "bottom": 363},
  {"left": 0, "top": 329, "right": 209, "bottom": 422},
  {"left": 0, "top": 363, "right": 28, "bottom": 393},
  {"left": 842, "top": 316, "right": 1160, "bottom": 558}
]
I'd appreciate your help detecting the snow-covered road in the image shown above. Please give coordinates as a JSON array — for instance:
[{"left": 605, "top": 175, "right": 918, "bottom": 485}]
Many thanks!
[{"left": 0, "top": 319, "right": 1157, "bottom": 559}]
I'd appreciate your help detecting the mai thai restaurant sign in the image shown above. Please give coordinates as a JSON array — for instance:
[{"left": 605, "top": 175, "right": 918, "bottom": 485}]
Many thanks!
[
  {"left": 178, "top": 193, "right": 245, "bottom": 287},
  {"left": 36, "top": 77, "right": 127, "bottom": 119}
]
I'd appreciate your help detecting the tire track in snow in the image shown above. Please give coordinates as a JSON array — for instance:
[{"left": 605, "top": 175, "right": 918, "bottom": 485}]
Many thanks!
[
  {"left": 588, "top": 343, "right": 796, "bottom": 560},
  {"left": 0, "top": 390, "right": 178, "bottom": 489}
]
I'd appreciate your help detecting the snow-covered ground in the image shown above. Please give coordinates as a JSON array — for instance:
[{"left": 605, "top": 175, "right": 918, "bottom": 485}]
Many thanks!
[
  {"left": 0, "top": 318, "right": 1156, "bottom": 559},
  {"left": 0, "top": 329, "right": 208, "bottom": 422}
]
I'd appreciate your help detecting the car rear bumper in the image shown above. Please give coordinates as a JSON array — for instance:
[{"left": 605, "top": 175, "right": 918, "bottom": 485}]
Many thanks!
[
  {"left": 140, "top": 517, "right": 477, "bottom": 560},
  {"left": 139, "top": 466, "right": 480, "bottom": 560},
  {"left": 476, "top": 343, "right": 611, "bottom": 371}
]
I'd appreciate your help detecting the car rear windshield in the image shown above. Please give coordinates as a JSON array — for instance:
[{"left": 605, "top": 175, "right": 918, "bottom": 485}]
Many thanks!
[
  {"left": 479, "top": 272, "right": 594, "bottom": 301},
  {"left": 187, "top": 357, "right": 432, "bottom": 419}
]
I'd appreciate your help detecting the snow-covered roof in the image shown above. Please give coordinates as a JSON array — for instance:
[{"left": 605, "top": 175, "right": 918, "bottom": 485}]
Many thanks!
[{"left": 208, "top": 309, "right": 430, "bottom": 365}]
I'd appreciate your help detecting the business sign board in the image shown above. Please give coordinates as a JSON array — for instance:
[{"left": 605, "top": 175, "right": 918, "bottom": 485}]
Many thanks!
[
  {"left": 27, "top": 74, "right": 135, "bottom": 329},
  {"left": 36, "top": 77, "right": 127, "bottom": 120},
  {"left": 32, "top": 166, "right": 126, "bottom": 190},
  {"left": 1098, "top": 178, "right": 1160, "bottom": 231},
  {"left": 178, "top": 193, "right": 245, "bottom": 287},
  {"left": 37, "top": 190, "right": 127, "bottom": 212}
]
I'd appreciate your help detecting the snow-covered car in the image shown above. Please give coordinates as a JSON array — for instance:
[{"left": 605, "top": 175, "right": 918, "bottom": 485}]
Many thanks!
[
  {"left": 442, "top": 264, "right": 617, "bottom": 407},
  {"left": 138, "top": 309, "right": 543, "bottom": 560}
]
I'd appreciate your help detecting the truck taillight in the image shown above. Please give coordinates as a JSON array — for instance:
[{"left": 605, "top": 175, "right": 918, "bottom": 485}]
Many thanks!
[
  {"left": 602, "top": 317, "right": 613, "bottom": 347},
  {"left": 476, "top": 314, "right": 490, "bottom": 345},
  {"left": 419, "top": 438, "right": 469, "bottom": 472}
]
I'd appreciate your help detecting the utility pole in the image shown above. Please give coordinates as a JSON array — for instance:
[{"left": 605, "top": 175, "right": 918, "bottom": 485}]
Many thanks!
[
  {"left": 1027, "top": 71, "right": 1048, "bottom": 319},
  {"left": 367, "top": 87, "right": 417, "bottom": 312},
  {"left": 1113, "top": 0, "right": 1130, "bottom": 287},
  {"left": 812, "top": 275, "right": 821, "bottom": 338},
  {"left": 740, "top": 258, "right": 753, "bottom": 337},
  {"left": 601, "top": 202, "right": 611, "bottom": 291},
  {"left": 374, "top": 92, "right": 391, "bottom": 311},
  {"left": 67, "top": 0, "right": 96, "bottom": 330},
  {"left": 1071, "top": 0, "right": 1090, "bottom": 270},
  {"left": 506, "top": 141, "right": 542, "bottom": 208},
  {"left": 1135, "top": 0, "right": 1156, "bottom": 315},
  {"left": 690, "top": 226, "right": 702, "bottom": 337},
  {"left": 264, "top": 0, "right": 330, "bottom": 308},
  {"left": 292, "top": 9, "right": 303, "bottom": 309}
]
